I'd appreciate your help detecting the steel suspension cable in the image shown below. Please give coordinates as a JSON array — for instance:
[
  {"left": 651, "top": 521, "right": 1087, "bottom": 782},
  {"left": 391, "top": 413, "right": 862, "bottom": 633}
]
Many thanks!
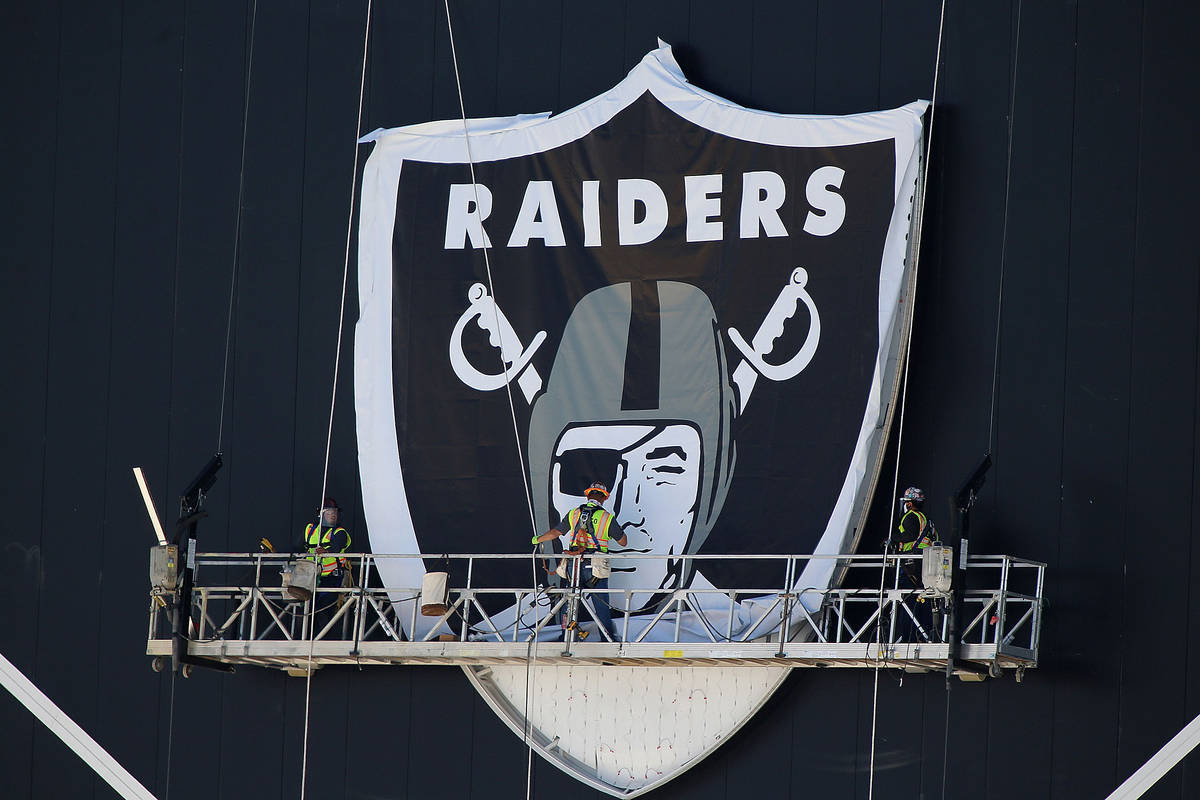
[
  {"left": 440, "top": 4, "right": 543, "bottom": 798},
  {"left": 215, "top": 0, "right": 260, "bottom": 455},
  {"left": 441, "top": 0, "right": 539, "bottom": 542},
  {"left": 988, "top": 0, "right": 1024, "bottom": 454},
  {"left": 868, "top": 1, "right": 948, "bottom": 798},
  {"left": 299, "top": 1, "right": 374, "bottom": 798}
]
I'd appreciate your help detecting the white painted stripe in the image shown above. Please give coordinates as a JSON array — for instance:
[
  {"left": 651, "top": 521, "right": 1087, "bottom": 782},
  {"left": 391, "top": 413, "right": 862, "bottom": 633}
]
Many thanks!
[
  {"left": 1106, "top": 712, "right": 1200, "bottom": 800},
  {"left": 0, "top": 651, "right": 158, "bottom": 800}
]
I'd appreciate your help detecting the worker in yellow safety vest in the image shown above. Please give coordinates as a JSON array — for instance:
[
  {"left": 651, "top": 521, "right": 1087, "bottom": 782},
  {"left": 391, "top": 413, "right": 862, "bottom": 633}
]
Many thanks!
[
  {"left": 533, "top": 482, "right": 628, "bottom": 639},
  {"left": 298, "top": 497, "right": 352, "bottom": 631},
  {"left": 302, "top": 497, "right": 351, "bottom": 575},
  {"left": 891, "top": 486, "right": 942, "bottom": 642},
  {"left": 894, "top": 486, "right": 937, "bottom": 552}
]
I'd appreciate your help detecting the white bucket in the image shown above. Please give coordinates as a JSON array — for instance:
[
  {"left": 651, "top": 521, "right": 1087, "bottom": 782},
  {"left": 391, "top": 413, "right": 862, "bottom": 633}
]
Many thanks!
[
  {"left": 283, "top": 559, "right": 319, "bottom": 602},
  {"left": 420, "top": 571, "right": 449, "bottom": 616}
]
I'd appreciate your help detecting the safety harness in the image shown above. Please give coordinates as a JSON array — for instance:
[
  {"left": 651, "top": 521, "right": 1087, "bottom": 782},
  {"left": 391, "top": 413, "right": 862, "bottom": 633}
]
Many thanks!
[
  {"left": 566, "top": 501, "right": 615, "bottom": 552},
  {"left": 896, "top": 508, "right": 937, "bottom": 552}
]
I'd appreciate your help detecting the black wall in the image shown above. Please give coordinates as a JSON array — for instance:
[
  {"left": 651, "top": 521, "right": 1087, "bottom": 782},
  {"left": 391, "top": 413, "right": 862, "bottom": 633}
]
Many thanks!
[{"left": 2, "top": 1, "right": 1199, "bottom": 798}]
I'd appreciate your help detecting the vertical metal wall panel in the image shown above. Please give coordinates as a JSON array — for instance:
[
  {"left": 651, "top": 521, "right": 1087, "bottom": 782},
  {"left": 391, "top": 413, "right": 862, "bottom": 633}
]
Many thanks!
[
  {"left": 31, "top": 0, "right": 121, "bottom": 797},
  {"left": 167, "top": 0, "right": 249, "bottom": 505},
  {"left": 364, "top": 0, "right": 437, "bottom": 133},
  {"left": 344, "top": 670, "right": 414, "bottom": 799},
  {"left": 1053, "top": 1, "right": 1143, "bottom": 798},
  {"left": 213, "top": 4, "right": 312, "bottom": 793},
  {"left": 159, "top": 3, "right": 252, "bottom": 797},
  {"left": 1184, "top": 4, "right": 1200, "bottom": 778},
  {"left": 749, "top": 0, "right": 818, "bottom": 115},
  {"left": 96, "top": 0, "right": 186, "bottom": 793},
  {"left": 292, "top": 0, "right": 367, "bottom": 537},
  {"left": 295, "top": 671, "right": 353, "bottom": 800},
  {"left": 917, "top": 681, "right": 951, "bottom": 800},
  {"left": 433, "top": 0, "right": 501, "bottom": 121},
  {"left": 405, "top": 667, "right": 479, "bottom": 798},
  {"left": 783, "top": 672, "right": 864, "bottom": 799},
  {"left": 278, "top": 672, "right": 313, "bottom": 799},
  {"left": 559, "top": 6, "right": 627, "bottom": 113},
  {"left": 683, "top": 2, "right": 754, "bottom": 108},
  {"left": 906, "top": 0, "right": 1013, "bottom": 497},
  {"left": 495, "top": 0, "right": 563, "bottom": 116},
  {"left": 466, "top": 692, "right": 529, "bottom": 800},
  {"left": 908, "top": 3, "right": 1018, "bottom": 798},
  {"left": 869, "top": 672, "right": 930, "bottom": 797},
  {"left": 984, "top": 0, "right": 1076, "bottom": 793},
  {"left": 224, "top": 0, "right": 308, "bottom": 555},
  {"left": 985, "top": 35, "right": 1077, "bottom": 800},
  {"left": 0, "top": 0, "right": 60, "bottom": 797},
  {"left": 216, "top": 669, "right": 287, "bottom": 800},
  {"left": 879, "top": 0, "right": 940, "bottom": 111},
  {"left": 622, "top": 0, "right": 690, "bottom": 75},
  {"left": 813, "top": 0, "right": 882, "bottom": 116},
  {"left": 1119, "top": 0, "right": 1200, "bottom": 796}
]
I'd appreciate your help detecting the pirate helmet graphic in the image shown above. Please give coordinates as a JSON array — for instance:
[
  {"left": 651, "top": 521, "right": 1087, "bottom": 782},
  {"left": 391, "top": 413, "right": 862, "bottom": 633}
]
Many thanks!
[{"left": 527, "top": 281, "right": 737, "bottom": 598}]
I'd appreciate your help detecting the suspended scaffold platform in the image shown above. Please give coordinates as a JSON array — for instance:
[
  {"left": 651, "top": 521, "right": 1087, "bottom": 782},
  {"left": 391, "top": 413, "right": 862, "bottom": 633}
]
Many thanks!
[{"left": 147, "top": 551, "right": 1042, "bottom": 679}]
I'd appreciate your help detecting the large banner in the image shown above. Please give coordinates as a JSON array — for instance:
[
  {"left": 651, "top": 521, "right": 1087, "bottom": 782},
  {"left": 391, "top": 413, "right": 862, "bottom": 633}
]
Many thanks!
[{"left": 356, "top": 43, "right": 925, "bottom": 794}]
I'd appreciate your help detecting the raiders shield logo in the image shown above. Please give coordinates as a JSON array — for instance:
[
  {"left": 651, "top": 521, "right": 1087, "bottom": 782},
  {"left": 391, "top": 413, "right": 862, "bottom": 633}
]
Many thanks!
[{"left": 355, "top": 43, "right": 926, "bottom": 796}]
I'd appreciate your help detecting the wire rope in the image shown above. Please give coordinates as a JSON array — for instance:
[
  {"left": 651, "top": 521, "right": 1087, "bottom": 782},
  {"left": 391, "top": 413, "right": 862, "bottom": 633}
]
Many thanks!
[
  {"left": 215, "top": 0, "right": 260, "bottom": 454},
  {"left": 439, "top": 2, "right": 543, "bottom": 796},
  {"left": 440, "top": 1, "right": 539, "bottom": 540},
  {"left": 933, "top": 2, "right": 1022, "bottom": 798},
  {"left": 163, "top": 670, "right": 177, "bottom": 800},
  {"left": 868, "top": 1, "right": 948, "bottom": 798},
  {"left": 299, "top": 1, "right": 374, "bottom": 798},
  {"left": 988, "top": 0, "right": 1024, "bottom": 455}
]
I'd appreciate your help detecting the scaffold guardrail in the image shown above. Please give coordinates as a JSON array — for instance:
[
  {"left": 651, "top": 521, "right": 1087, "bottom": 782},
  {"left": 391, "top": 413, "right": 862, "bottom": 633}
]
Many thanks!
[{"left": 147, "top": 552, "right": 1043, "bottom": 677}]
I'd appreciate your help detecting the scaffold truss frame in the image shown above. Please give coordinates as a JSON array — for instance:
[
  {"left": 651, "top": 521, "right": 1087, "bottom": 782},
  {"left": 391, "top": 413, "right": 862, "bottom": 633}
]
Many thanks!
[{"left": 147, "top": 551, "right": 1043, "bottom": 678}]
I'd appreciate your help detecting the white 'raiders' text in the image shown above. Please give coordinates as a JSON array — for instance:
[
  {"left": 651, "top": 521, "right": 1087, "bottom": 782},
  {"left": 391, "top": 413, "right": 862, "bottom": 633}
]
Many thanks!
[{"left": 443, "top": 168, "right": 846, "bottom": 249}]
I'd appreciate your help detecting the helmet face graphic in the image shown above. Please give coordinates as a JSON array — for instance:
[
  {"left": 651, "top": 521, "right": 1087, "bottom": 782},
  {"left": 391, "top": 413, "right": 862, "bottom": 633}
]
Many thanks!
[{"left": 528, "top": 281, "right": 735, "bottom": 597}]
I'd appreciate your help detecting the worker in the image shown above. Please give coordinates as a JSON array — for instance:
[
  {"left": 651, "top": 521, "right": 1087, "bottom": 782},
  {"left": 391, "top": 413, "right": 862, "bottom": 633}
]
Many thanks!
[
  {"left": 299, "top": 497, "right": 352, "bottom": 636},
  {"left": 891, "top": 486, "right": 941, "bottom": 641},
  {"left": 894, "top": 486, "right": 937, "bottom": 552},
  {"left": 533, "top": 481, "right": 628, "bottom": 640}
]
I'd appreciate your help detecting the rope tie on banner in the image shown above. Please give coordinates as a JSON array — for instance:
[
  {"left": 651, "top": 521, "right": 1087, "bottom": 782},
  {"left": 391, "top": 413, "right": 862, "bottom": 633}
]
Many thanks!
[
  {"left": 299, "top": 1, "right": 374, "bottom": 799},
  {"left": 441, "top": 3, "right": 543, "bottom": 799},
  {"left": 868, "top": 1, "right": 948, "bottom": 799}
]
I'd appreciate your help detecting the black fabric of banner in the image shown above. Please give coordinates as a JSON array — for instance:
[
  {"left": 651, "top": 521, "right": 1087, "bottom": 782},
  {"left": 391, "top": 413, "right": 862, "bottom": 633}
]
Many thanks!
[{"left": 391, "top": 93, "right": 893, "bottom": 595}]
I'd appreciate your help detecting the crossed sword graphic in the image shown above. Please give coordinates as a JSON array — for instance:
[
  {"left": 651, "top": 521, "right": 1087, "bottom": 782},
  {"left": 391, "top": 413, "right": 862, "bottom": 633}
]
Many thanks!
[{"left": 449, "top": 268, "right": 821, "bottom": 412}]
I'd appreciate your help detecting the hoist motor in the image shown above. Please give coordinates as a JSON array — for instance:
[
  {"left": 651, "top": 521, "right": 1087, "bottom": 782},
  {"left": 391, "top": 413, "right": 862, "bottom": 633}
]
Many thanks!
[
  {"left": 150, "top": 544, "right": 179, "bottom": 591},
  {"left": 921, "top": 546, "right": 953, "bottom": 594}
]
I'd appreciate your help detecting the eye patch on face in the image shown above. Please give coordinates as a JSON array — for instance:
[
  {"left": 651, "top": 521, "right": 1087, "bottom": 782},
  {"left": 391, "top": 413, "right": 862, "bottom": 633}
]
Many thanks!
[{"left": 553, "top": 447, "right": 622, "bottom": 498}]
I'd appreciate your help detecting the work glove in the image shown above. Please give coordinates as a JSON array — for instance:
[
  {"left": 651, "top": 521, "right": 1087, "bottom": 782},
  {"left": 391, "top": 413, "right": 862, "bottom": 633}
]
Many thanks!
[{"left": 531, "top": 536, "right": 540, "bottom": 545}]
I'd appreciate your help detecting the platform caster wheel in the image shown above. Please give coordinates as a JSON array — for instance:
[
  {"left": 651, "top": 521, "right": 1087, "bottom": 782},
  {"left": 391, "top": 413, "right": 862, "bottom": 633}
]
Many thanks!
[
  {"left": 151, "top": 657, "right": 165, "bottom": 673},
  {"left": 988, "top": 661, "right": 1002, "bottom": 679},
  {"left": 1015, "top": 666, "right": 1026, "bottom": 683},
  {"left": 181, "top": 663, "right": 194, "bottom": 679}
]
